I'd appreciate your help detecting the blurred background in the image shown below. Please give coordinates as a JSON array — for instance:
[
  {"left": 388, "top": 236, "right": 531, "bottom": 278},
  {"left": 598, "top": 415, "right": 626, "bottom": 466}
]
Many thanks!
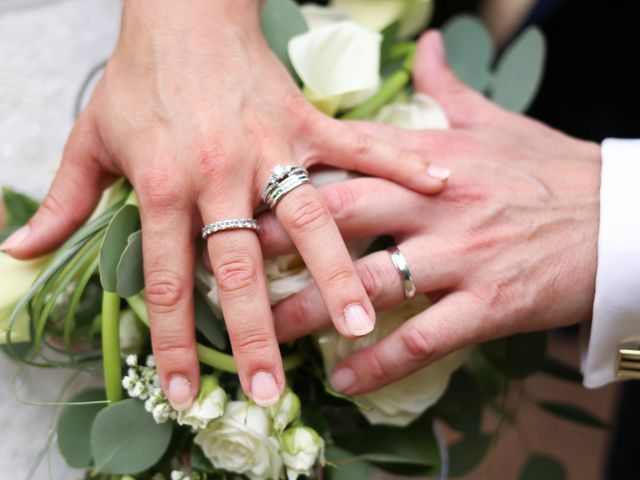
[{"left": 1, "top": 0, "right": 638, "bottom": 478}]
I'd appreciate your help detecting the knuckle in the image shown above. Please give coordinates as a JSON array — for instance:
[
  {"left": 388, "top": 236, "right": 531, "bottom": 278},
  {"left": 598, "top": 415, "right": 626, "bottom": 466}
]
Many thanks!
[
  {"left": 153, "top": 333, "right": 191, "bottom": 357},
  {"left": 138, "top": 172, "right": 182, "bottom": 211},
  {"left": 145, "top": 270, "right": 188, "bottom": 310},
  {"left": 287, "top": 196, "right": 329, "bottom": 234},
  {"left": 322, "top": 263, "right": 355, "bottom": 286},
  {"left": 233, "top": 328, "right": 273, "bottom": 356},
  {"left": 368, "top": 350, "right": 390, "bottom": 382},
  {"left": 214, "top": 256, "right": 258, "bottom": 295},
  {"left": 40, "top": 188, "right": 84, "bottom": 228},
  {"left": 351, "top": 131, "right": 374, "bottom": 161},
  {"left": 322, "top": 184, "right": 357, "bottom": 222},
  {"left": 197, "top": 143, "right": 230, "bottom": 181},
  {"left": 400, "top": 326, "right": 435, "bottom": 361}
]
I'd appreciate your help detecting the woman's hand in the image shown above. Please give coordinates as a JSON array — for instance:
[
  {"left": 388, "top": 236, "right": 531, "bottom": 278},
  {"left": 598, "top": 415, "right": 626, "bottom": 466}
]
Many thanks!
[
  {"left": 0, "top": 1, "right": 448, "bottom": 409},
  {"left": 261, "top": 31, "right": 601, "bottom": 395}
]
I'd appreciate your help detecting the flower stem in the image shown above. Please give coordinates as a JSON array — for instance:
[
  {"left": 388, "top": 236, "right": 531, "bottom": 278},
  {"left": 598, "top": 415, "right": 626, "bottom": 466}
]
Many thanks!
[
  {"left": 340, "top": 43, "right": 416, "bottom": 120},
  {"left": 102, "top": 291, "right": 122, "bottom": 403}
]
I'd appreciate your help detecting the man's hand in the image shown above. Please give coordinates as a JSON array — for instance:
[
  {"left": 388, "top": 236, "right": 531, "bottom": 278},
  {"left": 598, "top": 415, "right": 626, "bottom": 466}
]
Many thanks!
[{"left": 258, "top": 30, "right": 601, "bottom": 395}]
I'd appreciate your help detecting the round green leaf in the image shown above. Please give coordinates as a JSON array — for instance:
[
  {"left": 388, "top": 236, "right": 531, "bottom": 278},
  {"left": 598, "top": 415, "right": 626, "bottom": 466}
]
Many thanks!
[
  {"left": 481, "top": 331, "right": 547, "bottom": 379},
  {"left": 490, "top": 27, "right": 546, "bottom": 112},
  {"left": 91, "top": 398, "right": 172, "bottom": 474},
  {"left": 57, "top": 389, "right": 107, "bottom": 468},
  {"left": 442, "top": 14, "right": 494, "bottom": 92},
  {"left": 194, "top": 288, "right": 227, "bottom": 350},
  {"left": 100, "top": 204, "right": 140, "bottom": 292},
  {"left": 260, "top": 0, "right": 308, "bottom": 80},
  {"left": 326, "top": 446, "right": 375, "bottom": 480},
  {"left": 434, "top": 368, "right": 483, "bottom": 434},
  {"left": 116, "top": 230, "right": 144, "bottom": 298},
  {"left": 519, "top": 454, "right": 566, "bottom": 480}
]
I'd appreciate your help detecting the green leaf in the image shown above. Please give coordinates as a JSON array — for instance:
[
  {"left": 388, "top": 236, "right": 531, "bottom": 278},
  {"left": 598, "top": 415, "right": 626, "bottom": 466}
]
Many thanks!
[
  {"left": 194, "top": 288, "right": 227, "bottom": 350},
  {"left": 380, "top": 21, "right": 401, "bottom": 68},
  {"left": 190, "top": 443, "right": 214, "bottom": 474},
  {"left": 1, "top": 186, "right": 39, "bottom": 228},
  {"left": 100, "top": 204, "right": 140, "bottom": 292},
  {"left": 91, "top": 398, "right": 173, "bottom": 474},
  {"left": 481, "top": 331, "right": 547, "bottom": 379},
  {"left": 57, "top": 389, "right": 107, "bottom": 468},
  {"left": 260, "top": 0, "right": 308, "bottom": 80},
  {"left": 326, "top": 445, "right": 375, "bottom": 480},
  {"left": 334, "top": 413, "right": 440, "bottom": 476},
  {"left": 447, "top": 434, "right": 491, "bottom": 477},
  {"left": 538, "top": 401, "right": 608, "bottom": 429},
  {"left": 519, "top": 454, "right": 566, "bottom": 480},
  {"left": 490, "top": 26, "right": 546, "bottom": 112},
  {"left": 116, "top": 230, "right": 144, "bottom": 298},
  {"left": 442, "top": 15, "right": 494, "bottom": 92},
  {"left": 434, "top": 368, "right": 483, "bottom": 434},
  {"left": 540, "top": 356, "right": 583, "bottom": 383}
]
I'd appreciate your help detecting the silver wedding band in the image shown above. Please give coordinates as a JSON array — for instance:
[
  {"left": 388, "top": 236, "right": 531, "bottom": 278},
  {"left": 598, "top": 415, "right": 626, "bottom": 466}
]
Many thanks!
[
  {"left": 262, "top": 165, "right": 311, "bottom": 209},
  {"left": 388, "top": 246, "right": 416, "bottom": 299},
  {"left": 201, "top": 219, "right": 259, "bottom": 240}
]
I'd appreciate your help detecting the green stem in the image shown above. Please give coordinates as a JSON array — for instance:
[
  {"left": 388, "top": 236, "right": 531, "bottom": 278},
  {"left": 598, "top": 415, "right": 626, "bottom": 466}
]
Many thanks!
[
  {"left": 340, "top": 43, "right": 416, "bottom": 120},
  {"left": 126, "top": 294, "right": 306, "bottom": 373},
  {"left": 102, "top": 291, "right": 122, "bottom": 403}
]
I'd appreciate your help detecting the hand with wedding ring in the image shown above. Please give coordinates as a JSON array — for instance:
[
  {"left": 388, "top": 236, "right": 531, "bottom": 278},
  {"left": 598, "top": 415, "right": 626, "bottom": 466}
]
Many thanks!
[
  {"left": 261, "top": 31, "right": 602, "bottom": 395},
  {"left": 0, "top": 1, "right": 450, "bottom": 409}
]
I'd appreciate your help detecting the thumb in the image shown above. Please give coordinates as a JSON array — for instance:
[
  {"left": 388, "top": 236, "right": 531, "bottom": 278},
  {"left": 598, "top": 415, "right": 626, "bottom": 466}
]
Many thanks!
[{"left": 413, "top": 30, "right": 501, "bottom": 128}]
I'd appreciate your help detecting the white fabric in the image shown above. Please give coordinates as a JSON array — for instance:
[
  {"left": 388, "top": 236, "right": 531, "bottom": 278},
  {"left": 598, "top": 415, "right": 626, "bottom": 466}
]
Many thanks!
[{"left": 582, "top": 139, "right": 640, "bottom": 388}]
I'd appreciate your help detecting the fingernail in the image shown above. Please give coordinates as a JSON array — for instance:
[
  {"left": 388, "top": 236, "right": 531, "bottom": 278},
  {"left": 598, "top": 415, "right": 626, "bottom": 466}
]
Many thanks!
[
  {"left": 427, "top": 165, "right": 451, "bottom": 180},
  {"left": 331, "top": 368, "right": 356, "bottom": 393},
  {"left": 168, "top": 375, "right": 193, "bottom": 411},
  {"left": 251, "top": 371, "right": 280, "bottom": 407},
  {"left": 344, "top": 304, "right": 374, "bottom": 337},
  {"left": 0, "top": 225, "right": 30, "bottom": 252}
]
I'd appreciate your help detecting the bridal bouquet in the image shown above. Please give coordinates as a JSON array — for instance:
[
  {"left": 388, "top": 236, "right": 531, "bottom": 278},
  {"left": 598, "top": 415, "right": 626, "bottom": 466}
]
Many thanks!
[{"left": 1, "top": 1, "right": 605, "bottom": 479}]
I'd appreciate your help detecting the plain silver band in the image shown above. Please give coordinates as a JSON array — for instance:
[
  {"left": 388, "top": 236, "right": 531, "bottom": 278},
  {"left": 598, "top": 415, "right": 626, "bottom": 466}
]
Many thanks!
[
  {"left": 388, "top": 246, "right": 417, "bottom": 299},
  {"left": 201, "top": 219, "right": 259, "bottom": 240},
  {"left": 262, "top": 167, "right": 311, "bottom": 209}
]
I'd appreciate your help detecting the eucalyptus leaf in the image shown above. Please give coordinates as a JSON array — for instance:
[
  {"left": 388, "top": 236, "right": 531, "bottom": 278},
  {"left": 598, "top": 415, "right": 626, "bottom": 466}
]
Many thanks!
[
  {"left": 57, "top": 389, "right": 107, "bottom": 468},
  {"left": 434, "top": 368, "right": 483, "bottom": 434},
  {"left": 447, "top": 434, "right": 491, "bottom": 477},
  {"left": 380, "top": 21, "right": 401, "bottom": 68},
  {"left": 100, "top": 204, "right": 140, "bottom": 292},
  {"left": 442, "top": 15, "right": 494, "bottom": 92},
  {"left": 116, "top": 230, "right": 144, "bottom": 298},
  {"left": 190, "top": 443, "right": 214, "bottom": 474},
  {"left": 91, "top": 399, "right": 172, "bottom": 474},
  {"left": 490, "top": 26, "right": 546, "bottom": 112},
  {"left": 194, "top": 288, "right": 227, "bottom": 349},
  {"left": 540, "top": 356, "right": 583, "bottom": 383},
  {"left": 481, "top": 331, "right": 547, "bottom": 379},
  {"left": 326, "top": 445, "right": 375, "bottom": 480},
  {"left": 519, "top": 454, "right": 566, "bottom": 480},
  {"left": 1, "top": 186, "right": 39, "bottom": 228},
  {"left": 260, "top": 0, "right": 308, "bottom": 80},
  {"left": 539, "top": 401, "right": 608, "bottom": 429}
]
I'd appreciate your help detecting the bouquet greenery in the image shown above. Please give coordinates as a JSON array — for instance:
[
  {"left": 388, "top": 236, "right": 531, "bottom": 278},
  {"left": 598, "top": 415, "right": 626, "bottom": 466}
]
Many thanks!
[{"left": 1, "top": 1, "right": 606, "bottom": 479}]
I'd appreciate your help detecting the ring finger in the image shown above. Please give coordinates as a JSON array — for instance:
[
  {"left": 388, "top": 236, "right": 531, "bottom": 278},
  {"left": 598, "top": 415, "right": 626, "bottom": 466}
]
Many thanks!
[{"left": 274, "top": 239, "right": 460, "bottom": 342}]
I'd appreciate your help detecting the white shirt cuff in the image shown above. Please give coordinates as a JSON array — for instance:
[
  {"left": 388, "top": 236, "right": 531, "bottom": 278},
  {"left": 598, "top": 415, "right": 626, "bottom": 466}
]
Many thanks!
[{"left": 581, "top": 138, "right": 640, "bottom": 388}]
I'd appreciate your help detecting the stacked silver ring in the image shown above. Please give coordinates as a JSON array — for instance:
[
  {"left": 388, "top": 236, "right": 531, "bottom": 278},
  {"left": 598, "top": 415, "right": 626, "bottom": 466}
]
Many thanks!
[
  {"left": 201, "top": 219, "right": 259, "bottom": 239},
  {"left": 262, "top": 165, "right": 311, "bottom": 209}
]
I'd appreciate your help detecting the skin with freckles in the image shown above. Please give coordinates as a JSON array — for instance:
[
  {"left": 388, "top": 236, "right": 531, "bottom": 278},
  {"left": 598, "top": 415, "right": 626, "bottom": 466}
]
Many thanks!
[
  {"left": 0, "top": 1, "right": 449, "bottom": 409},
  {"left": 261, "top": 30, "right": 601, "bottom": 396}
]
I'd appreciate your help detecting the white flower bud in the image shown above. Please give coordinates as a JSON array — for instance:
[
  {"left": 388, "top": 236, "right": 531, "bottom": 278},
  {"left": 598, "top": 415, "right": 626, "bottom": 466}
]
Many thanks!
[
  {"left": 280, "top": 427, "right": 325, "bottom": 480},
  {"left": 268, "top": 389, "right": 301, "bottom": 432},
  {"left": 125, "top": 354, "right": 138, "bottom": 367},
  {"left": 177, "top": 376, "right": 226, "bottom": 430}
]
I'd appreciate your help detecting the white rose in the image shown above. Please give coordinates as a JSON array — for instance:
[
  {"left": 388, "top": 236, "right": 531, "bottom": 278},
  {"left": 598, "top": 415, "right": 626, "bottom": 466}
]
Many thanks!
[
  {"left": 300, "top": 5, "right": 349, "bottom": 30},
  {"left": 0, "top": 252, "right": 49, "bottom": 344},
  {"left": 330, "top": 0, "right": 433, "bottom": 39},
  {"left": 194, "top": 401, "right": 283, "bottom": 480},
  {"left": 317, "top": 296, "right": 469, "bottom": 427},
  {"left": 268, "top": 388, "right": 301, "bottom": 432},
  {"left": 288, "top": 21, "right": 382, "bottom": 116},
  {"left": 280, "top": 426, "right": 325, "bottom": 480},
  {"left": 177, "top": 376, "right": 227, "bottom": 430},
  {"left": 375, "top": 93, "right": 449, "bottom": 130}
]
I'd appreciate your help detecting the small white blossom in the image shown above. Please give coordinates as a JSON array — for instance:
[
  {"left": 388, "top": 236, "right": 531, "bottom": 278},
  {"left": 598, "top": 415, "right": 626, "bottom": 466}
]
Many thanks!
[
  {"left": 146, "top": 355, "right": 156, "bottom": 368},
  {"left": 170, "top": 470, "right": 190, "bottom": 480},
  {"left": 280, "top": 427, "right": 325, "bottom": 480},
  {"left": 177, "top": 376, "right": 227, "bottom": 430},
  {"left": 126, "top": 354, "right": 138, "bottom": 367}
]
